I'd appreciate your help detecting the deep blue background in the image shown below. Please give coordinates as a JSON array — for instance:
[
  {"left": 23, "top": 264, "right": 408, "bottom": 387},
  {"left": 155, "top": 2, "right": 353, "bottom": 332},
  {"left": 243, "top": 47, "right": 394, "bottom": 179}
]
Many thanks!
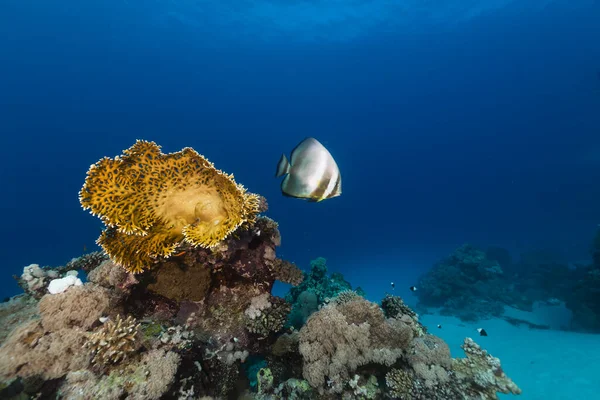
[{"left": 1, "top": 0, "right": 599, "bottom": 299}]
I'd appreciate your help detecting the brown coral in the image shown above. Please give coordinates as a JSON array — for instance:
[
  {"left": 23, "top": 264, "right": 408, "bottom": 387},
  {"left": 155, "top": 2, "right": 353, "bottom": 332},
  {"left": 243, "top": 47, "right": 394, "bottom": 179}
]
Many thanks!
[
  {"left": 61, "top": 348, "right": 180, "bottom": 400},
  {"left": 38, "top": 284, "right": 115, "bottom": 331},
  {"left": 0, "top": 295, "right": 38, "bottom": 345},
  {"left": 272, "top": 331, "right": 300, "bottom": 356},
  {"left": 85, "top": 314, "right": 141, "bottom": 365},
  {"left": 330, "top": 289, "right": 362, "bottom": 305},
  {"left": 79, "top": 140, "right": 261, "bottom": 273},
  {"left": 147, "top": 259, "right": 212, "bottom": 302},
  {"left": 406, "top": 335, "right": 452, "bottom": 369},
  {"left": 272, "top": 259, "right": 304, "bottom": 286},
  {"left": 298, "top": 298, "right": 413, "bottom": 393},
  {"left": 87, "top": 260, "right": 134, "bottom": 292},
  {"left": 0, "top": 320, "right": 90, "bottom": 380},
  {"left": 386, "top": 368, "right": 415, "bottom": 399}
]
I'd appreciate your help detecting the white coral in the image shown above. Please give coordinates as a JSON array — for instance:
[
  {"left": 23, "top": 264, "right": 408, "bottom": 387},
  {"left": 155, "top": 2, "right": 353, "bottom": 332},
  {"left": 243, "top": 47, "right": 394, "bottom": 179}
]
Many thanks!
[
  {"left": 244, "top": 293, "right": 272, "bottom": 319},
  {"left": 21, "top": 263, "right": 47, "bottom": 293},
  {"left": 47, "top": 275, "right": 83, "bottom": 294}
]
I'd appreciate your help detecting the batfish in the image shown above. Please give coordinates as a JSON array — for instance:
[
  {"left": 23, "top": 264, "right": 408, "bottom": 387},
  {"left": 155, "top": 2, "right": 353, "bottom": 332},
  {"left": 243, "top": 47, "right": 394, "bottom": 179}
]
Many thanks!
[{"left": 275, "top": 137, "right": 341, "bottom": 202}]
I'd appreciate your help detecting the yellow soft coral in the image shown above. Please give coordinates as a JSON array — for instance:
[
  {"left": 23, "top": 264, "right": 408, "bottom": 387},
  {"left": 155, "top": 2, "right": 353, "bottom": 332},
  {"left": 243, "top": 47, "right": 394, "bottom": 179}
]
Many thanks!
[{"left": 80, "top": 140, "right": 261, "bottom": 273}]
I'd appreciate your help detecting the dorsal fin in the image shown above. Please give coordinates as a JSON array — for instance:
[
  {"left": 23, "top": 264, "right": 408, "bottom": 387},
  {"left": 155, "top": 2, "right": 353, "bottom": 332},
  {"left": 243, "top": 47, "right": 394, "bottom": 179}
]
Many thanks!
[{"left": 275, "top": 154, "right": 290, "bottom": 177}]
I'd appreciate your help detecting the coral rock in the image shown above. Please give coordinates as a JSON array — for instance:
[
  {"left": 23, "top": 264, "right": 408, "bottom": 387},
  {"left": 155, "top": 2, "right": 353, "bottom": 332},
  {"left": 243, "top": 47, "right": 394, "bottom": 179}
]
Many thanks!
[{"left": 147, "top": 259, "right": 212, "bottom": 302}]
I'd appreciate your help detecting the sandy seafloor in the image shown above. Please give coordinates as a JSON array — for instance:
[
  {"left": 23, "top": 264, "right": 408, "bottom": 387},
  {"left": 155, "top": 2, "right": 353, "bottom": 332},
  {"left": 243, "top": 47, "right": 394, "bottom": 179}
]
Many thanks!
[
  {"left": 418, "top": 314, "right": 600, "bottom": 400},
  {"left": 313, "top": 253, "right": 600, "bottom": 400}
]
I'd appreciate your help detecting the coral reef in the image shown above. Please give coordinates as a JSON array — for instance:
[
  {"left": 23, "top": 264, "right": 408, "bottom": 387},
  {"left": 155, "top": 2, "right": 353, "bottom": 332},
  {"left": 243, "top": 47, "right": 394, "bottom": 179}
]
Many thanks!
[
  {"left": 87, "top": 259, "right": 138, "bottom": 295},
  {"left": 17, "top": 264, "right": 58, "bottom": 298},
  {"left": 415, "top": 232, "right": 600, "bottom": 332},
  {"left": 286, "top": 257, "right": 365, "bottom": 329},
  {"left": 0, "top": 263, "right": 521, "bottom": 399},
  {"left": 79, "top": 140, "right": 262, "bottom": 273},
  {"left": 453, "top": 338, "right": 522, "bottom": 398},
  {"left": 38, "top": 284, "right": 117, "bottom": 331},
  {"left": 0, "top": 295, "right": 37, "bottom": 344},
  {"left": 384, "top": 336, "right": 521, "bottom": 400},
  {"left": 64, "top": 251, "right": 109, "bottom": 273},
  {"left": 381, "top": 294, "right": 427, "bottom": 336},
  {"left": 246, "top": 295, "right": 291, "bottom": 338},
  {"left": 564, "top": 232, "right": 600, "bottom": 331},
  {"left": 15, "top": 253, "right": 109, "bottom": 299},
  {"left": 486, "top": 230, "right": 600, "bottom": 332},
  {"left": 0, "top": 319, "right": 91, "bottom": 380},
  {"left": 416, "top": 244, "right": 521, "bottom": 321},
  {"left": 0, "top": 142, "right": 522, "bottom": 399},
  {"left": 60, "top": 348, "right": 180, "bottom": 400},
  {"left": 298, "top": 297, "right": 414, "bottom": 393},
  {"left": 85, "top": 314, "right": 141, "bottom": 365}
]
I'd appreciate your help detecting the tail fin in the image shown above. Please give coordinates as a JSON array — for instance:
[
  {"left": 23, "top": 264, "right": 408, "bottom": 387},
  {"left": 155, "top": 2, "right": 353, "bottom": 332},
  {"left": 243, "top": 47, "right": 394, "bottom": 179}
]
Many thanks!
[{"left": 275, "top": 154, "right": 291, "bottom": 177}]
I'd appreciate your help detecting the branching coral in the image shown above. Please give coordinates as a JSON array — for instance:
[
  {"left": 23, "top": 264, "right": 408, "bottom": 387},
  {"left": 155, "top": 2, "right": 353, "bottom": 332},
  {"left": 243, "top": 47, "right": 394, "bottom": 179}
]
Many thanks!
[
  {"left": 385, "top": 368, "right": 416, "bottom": 399},
  {"left": 79, "top": 140, "right": 261, "bottom": 273},
  {"left": 385, "top": 367, "right": 463, "bottom": 400},
  {"left": 64, "top": 251, "right": 109, "bottom": 273},
  {"left": 272, "top": 259, "right": 304, "bottom": 286},
  {"left": 246, "top": 296, "right": 291, "bottom": 337},
  {"left": 453, "top": 337, "right": 522, "bottom": 398},
  {"left": 329, "top": 289, "right": 362, "bottom": 305},
  {"left": 85, "top": 314, "right": 141, "bottom": 365},
  {"left": 386, "top": 336, "right": 521, "bottom": 399},
  {"left": 381, "top": 294, "right": 417, "bottom": 320},
  {"left": 381, "top": 294, "right": 427, "bottom": 337}
]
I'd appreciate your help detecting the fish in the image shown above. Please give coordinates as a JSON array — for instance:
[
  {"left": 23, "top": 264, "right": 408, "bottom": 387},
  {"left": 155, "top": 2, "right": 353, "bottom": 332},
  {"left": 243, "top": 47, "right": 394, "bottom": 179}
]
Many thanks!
[
  {"left": 477, "top": 328, "right": 488, "bottom": 336},
  {"left": 390, "top": 282, "right": 395, "bottom": 290},
  {"left": 409, "top": 286, "right": 418, "bottom": 292},
  {"left": 437, "top": 324, "right": 442, "bottom": 329},
  {"left": 275, "top": 137, "right": 341, "bottom": 202}
]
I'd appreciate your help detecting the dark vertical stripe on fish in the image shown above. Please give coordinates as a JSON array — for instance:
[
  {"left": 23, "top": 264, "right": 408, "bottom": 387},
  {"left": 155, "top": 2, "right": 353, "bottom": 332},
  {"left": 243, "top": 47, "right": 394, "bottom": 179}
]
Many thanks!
[
  {"left": 329, "top": 175, "right": 341, "bottom": 198},
  {"left": 311, "top": 175, "right": 331, "bottom": 200}
]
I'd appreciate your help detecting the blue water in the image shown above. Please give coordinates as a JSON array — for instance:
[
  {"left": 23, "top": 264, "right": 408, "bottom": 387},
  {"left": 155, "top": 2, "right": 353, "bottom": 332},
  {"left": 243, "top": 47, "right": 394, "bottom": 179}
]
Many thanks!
[{"left": 1, "top": 0, "right": 599, "bottom": 310}]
